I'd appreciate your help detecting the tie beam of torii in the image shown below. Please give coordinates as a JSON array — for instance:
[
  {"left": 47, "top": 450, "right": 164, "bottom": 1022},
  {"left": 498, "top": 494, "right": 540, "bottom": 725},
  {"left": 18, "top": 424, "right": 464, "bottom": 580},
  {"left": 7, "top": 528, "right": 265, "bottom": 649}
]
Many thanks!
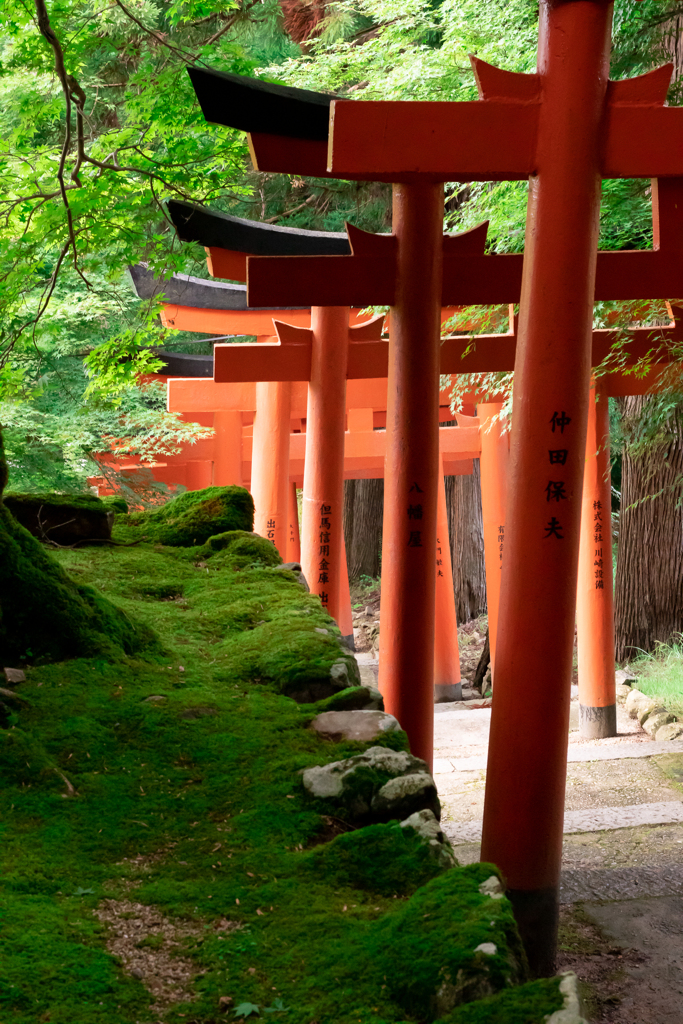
[{"left": 185, "top": 3, "right": 683, "bottom": 967}]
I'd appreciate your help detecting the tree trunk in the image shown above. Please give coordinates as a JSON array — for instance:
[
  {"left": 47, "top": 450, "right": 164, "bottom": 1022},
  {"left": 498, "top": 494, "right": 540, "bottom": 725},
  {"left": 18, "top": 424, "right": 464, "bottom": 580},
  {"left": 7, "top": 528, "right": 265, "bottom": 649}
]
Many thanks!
[
  {"left": 446, "top": 459, "right": 487, "bottom": 622},
  {"left": 343, "top": 478, "right": 384, "bottom": 581},
  {"left": 614, "top": 396, "right": 683, "bottom": 661}
]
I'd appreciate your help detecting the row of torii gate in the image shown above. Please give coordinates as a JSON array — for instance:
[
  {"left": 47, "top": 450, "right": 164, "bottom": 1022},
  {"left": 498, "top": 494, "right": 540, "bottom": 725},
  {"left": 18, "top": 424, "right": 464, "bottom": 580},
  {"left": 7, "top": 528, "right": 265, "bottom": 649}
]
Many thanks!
[{"left": 123, "top": 0, "right": 683, "bottom": 974}]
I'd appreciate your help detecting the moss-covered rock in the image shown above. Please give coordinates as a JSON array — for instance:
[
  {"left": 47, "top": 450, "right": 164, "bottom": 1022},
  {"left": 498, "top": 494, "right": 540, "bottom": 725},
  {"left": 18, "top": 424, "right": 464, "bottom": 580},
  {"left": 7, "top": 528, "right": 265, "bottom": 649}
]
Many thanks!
[
  {"left": 303, "top": 745, "right": 440, "bottom": 823},
  {"left": 0, "top": 435, "right": 156, "bottom": 664},
  {"left": 126, "top": 486, "right": 254, "bottom": 546},
  {"left": 300, "top": 685, "right": 385, "bottom": 713},
  {"left": 435, "top": 976, "right": 566, "bottom": 1023},
  {"left": 306, "top": 811, "right": 456, "bottom": 896},
  {"left": 3, "top": 492, "right": 114, "bottom": 545},
  {"left": 370, "top": 865, "right": 527, "bottom": 1019},
  {"left": 193, "top": 529, "right": 282, "bottom": 567}
]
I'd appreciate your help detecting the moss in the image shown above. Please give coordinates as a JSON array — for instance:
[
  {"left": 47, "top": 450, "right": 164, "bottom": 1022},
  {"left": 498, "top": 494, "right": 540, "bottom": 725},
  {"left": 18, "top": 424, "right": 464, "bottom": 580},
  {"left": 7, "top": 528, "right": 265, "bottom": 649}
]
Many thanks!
[
  {"left": 0, "top": 504, "right": 156, "bottom": 664},
  {"left": 370, "top": 865, "right": 527, "bottom": 1018},
  {"left": 125, "top": 485, "right": 254, "bottom": 546},
  {"left": 0, "top": 525, "right": 564, "bottom": 1024},
  {"left": 435, "top": 977, "right": 565, "bottom": 1023},
  {"left": 305, "top": 819, "right": 454, "bottom": 895},
  {"left": 300, "top": 685, "right": 385, "bottom": 714},
  {"left": 3, "top": 491, "right": 109, "bottom": 513},
  {"left": 100, "top": 495, "right": 128, "bottom": 514},
  {"left": 192, "top": 528, "right": 282, "bottom": 568}
]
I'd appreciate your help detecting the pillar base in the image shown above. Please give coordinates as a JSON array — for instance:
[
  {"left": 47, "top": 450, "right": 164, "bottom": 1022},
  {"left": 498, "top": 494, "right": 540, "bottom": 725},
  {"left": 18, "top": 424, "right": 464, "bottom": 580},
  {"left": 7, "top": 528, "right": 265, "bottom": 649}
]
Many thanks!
[
  {"left": 341, "top": 633, "right": 355, "bottom": 651},
  {"left": 506, "top": 887, "right": 559, "bottom": 978},
  {"left": 579, "top": 703, "right": 617, "bottom": 739},
  {"left": 434, "top": 682, "right": 462, "bottom": 703}
]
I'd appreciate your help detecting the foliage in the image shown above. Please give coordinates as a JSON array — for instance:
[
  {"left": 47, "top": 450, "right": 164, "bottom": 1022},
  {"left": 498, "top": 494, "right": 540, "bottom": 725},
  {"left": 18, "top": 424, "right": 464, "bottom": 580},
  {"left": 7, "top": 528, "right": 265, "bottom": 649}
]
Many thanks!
[{"left": 629, "top": 636, "right": 683, "bottom": 717}]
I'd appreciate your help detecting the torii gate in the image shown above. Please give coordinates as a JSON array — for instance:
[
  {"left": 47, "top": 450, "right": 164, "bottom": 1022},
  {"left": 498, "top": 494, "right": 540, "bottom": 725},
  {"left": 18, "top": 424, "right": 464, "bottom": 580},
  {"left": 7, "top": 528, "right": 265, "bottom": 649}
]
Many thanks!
[{"left": 186, "top": 1, "right": 683, "bottom": 969}]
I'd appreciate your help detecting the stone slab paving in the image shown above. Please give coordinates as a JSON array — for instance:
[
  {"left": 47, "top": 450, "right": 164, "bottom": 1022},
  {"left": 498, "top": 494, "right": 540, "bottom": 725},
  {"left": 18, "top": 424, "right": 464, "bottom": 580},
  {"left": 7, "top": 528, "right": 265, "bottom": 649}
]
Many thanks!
[{"left": 443, "top": 800, "right": 683, "bottom": 845}]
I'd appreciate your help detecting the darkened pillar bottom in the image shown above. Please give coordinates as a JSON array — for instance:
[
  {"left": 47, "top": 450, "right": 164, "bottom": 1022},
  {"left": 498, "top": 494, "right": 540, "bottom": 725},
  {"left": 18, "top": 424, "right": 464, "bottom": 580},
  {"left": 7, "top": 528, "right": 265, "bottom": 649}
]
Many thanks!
[
  {"left": 434, "top": 683, "right": 462, "bottom": 701},
  {"left": 579, "top": 703, "right": 617, "bottom": 739},
  {"left": 506, "top": 887, "right": 559, "bottom": 978}
]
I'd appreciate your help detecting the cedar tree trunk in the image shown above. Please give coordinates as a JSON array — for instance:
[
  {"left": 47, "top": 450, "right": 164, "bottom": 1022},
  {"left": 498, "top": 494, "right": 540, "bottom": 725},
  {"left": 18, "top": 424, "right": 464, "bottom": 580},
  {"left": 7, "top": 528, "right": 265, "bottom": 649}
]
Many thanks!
[
  {"left": 614, "top": 396, "right": 683, "bottom": 661},
  {"left": 343, "top": 478, "right": 384, "bottom": 581},
  {"left": 446, "top": 460, "right": 487, "bottom": 622}
]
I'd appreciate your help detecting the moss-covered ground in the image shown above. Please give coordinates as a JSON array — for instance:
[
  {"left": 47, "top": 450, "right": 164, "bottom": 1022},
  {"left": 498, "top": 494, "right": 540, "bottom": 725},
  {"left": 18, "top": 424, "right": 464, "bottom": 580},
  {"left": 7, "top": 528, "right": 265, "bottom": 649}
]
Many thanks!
[{"left": 1, "top": 523, "right": 567, "bottom": 1024}]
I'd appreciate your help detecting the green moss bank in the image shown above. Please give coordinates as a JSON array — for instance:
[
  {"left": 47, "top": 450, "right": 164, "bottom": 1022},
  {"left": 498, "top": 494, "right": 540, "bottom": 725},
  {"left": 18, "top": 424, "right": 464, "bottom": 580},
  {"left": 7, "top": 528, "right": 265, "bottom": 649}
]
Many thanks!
[
  {"left": 0, "top": 504, "right": 568, "bottom": 1023},
  {"left": 125, "top": 485, "right": 255, "bottom": 546}
]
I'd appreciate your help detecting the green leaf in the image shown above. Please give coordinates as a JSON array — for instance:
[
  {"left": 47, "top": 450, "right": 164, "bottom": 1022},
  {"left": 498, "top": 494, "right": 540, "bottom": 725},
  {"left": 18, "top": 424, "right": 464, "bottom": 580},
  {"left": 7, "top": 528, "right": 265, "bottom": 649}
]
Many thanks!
[{"left": 234, "top": 1003, "right": 260, "bottom": 1018}]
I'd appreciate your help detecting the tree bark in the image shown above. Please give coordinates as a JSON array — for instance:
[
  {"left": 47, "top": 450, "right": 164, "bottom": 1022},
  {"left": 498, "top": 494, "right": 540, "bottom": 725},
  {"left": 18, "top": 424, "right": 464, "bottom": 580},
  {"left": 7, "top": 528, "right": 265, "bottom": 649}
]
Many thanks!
[
  {"left": 343, "top": 478, "right": 384, "bottom": 581},
  {"left": 614, "top": 396, "right": 683, "bottom": 661},
  {"left": 445, "top": 459, "right": 487, "bottom": 622}
]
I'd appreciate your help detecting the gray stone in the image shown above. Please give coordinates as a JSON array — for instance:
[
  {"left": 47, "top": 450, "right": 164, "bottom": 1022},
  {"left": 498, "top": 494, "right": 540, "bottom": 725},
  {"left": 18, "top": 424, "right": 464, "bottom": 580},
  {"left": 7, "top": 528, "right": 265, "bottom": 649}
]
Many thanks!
[
  {"left": 314, "top": 627, "right": 329, "bottom": 635},
  {"left": 399, "top": 809, "right": 457, "bottom": 867},
  {"left": 3, "top": 668, "right": 25, "bottom": 686},
  {"left": 311, "top": 709, "right": 400, "bottom": 742},
  {"left": 474, "top": 942, "right": 497, "bottom": 956},
  {"left": 371, "top": 772, "right": 441, "bottom": 822},
  {"left": 272, "top": 562, "right": 309, "bottom": 590},
  {"left": 655, "top": 721, "right": 683, "bottom": 742},
  {"left": 358, "top": 685, "right": 383, "bottom": 711},
  {"left": 615, "top": 683, "right": 632, "bottom": 702},
  {"left": 643, "top": 711, "right": 675, "bottom": 737},
  {"left": 625, "top": 688, "right": 655, "bottom": 718},
  {"left": 330, "top": 658, "right": 361, "bottom": 690},
  {"left": 302, "top": 745, "right": 436, "bottom": 823},
  {"left": 615, "top": 668, "right": 638, "bottom": 686},
  {"left": 546, "top": 972, "right": 589, "bottom": 1024},
  {"left": 636, "top": 700, "right": 665, "bottom": 725},
  {"left": 143, "top": 695, "right": 167, "bottom": 703},
  {"left": 478, "top": 875, "right": 505, "bottom": 900}
]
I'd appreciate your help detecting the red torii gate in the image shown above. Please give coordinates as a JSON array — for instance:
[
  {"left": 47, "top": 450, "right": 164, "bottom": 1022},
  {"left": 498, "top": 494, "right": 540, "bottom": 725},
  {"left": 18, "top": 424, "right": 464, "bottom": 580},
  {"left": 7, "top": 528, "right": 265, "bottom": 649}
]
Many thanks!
[{"left": 186, "top": 2, "right": 683, "bottom": 968}]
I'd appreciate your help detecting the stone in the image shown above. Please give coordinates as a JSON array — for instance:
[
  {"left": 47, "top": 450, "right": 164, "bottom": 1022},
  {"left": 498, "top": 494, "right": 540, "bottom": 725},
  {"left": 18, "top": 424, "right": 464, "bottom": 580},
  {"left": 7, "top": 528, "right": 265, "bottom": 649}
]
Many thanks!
[
  {"left": 371, "top": 772, "right": 441, "bottom": 823},
  {"left": 615, "top": 668, "right": 638, "bottom": 686},
  {"left": 546, "top": 972, "right": 589, "bottom": 1024},
  {"left": 3, "top": 668, "right": 25, "bottom": 686},
  {"left": 0, "top": 687, "right": 29, "bottom": 705},
  {"left": 474, "top": 942, "right": 497, "bottom": 956},
  {"left": 625, "top": 689, "right": 655, "bottom": 719},
  {"left": 655, "top": 721, "right": 683, "bottom": 742},
  {"left": 143, "top": 695, "right": 167, "bottom": 703},
  {"left": 400, "top": 808, "right": 444, "bottom": 843},
  {"left": 310, "top": 709, "right": 400, "bottom": 742},
  {"left": 615, "top": 683, "right": 632, "bottom": 702},
  {"left": 302, "top": 745, "right": 437, "bottom": 823},
  {"left": 273, "top": 562, "right": 309, "bottom": 591},
  {"left": 314, "top": 627, "right": 329, "bottom": 635},
  {"left": 636, "top": 701, "right": 666, "bottom": 725},
  {"left": 3, "top": 492, "right": 114, "bottom": 546},
  {"left": 286, "top": 657, "right": 361, "bottom": 704},
  {"left": 478, "top": 875, "right": 505, "bottom": 900},
  {"left": 643, "top": 711, "right": 675, "bottom": 737}
]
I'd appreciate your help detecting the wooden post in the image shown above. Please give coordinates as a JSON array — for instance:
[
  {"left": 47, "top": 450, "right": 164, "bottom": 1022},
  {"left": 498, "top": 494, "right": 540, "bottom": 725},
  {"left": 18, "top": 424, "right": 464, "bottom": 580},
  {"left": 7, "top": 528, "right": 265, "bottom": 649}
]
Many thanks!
[
  {"left": 481, "top": 0, "right": 614, "bottom": 976},
  {"left": 212, "top": 411, "right": 243, "bottom": 486},
  {"left": 434, "top": 457, "right": 461, "bottom": 700},
  {"left": 381, "top": 182, "right": 444, "bottom": 769},
  {"left": 577, "top": 384, "right": 616, "bottom": 737},
  {"left": 185, "top": 460, "right": 213, "bottom": 491},
  {"left": 300, "top": 306, "right": 350, "bottom": 624},
  {"left": 478, "top": 403, "right": 509, "bottom": 675},
  {"left": 287, "top": 482, "right": 301, "bottom": 563},
  {"left": 251, "top": 375, "right": 292, "bottom": 557}
]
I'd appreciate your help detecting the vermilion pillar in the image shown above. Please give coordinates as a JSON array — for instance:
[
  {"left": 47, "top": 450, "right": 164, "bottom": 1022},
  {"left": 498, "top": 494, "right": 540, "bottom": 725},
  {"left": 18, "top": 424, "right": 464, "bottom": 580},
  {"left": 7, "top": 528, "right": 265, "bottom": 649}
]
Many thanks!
[
  {"left": 481, "top": 0, "right": 613, "bottom": 976},
  {"left": 478, "top": 403, "right": 509, "bottom": 675},
  {"left": 434, "top": 460, "right": 461, "bottom": 700},
  {"left": 381, "top": 182, "right": 444, "bottom": 769},
  {"left": 287, "top": 482, "right": 301, "bottom": 563},
  {"left": 300, "top": 306, "right": 349, "bottom": 623},
  {"left": 577, "top": 385, "right": 616, "bottom": 737},
  {"left": 186, "top": 459, "right": 213, "bottom": 490},
  {"left": 212, "top": 411, "right": 243, "bottom": 486},
  {"left": 251, "top": 377, "right": 292, "bottom": 557}
]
